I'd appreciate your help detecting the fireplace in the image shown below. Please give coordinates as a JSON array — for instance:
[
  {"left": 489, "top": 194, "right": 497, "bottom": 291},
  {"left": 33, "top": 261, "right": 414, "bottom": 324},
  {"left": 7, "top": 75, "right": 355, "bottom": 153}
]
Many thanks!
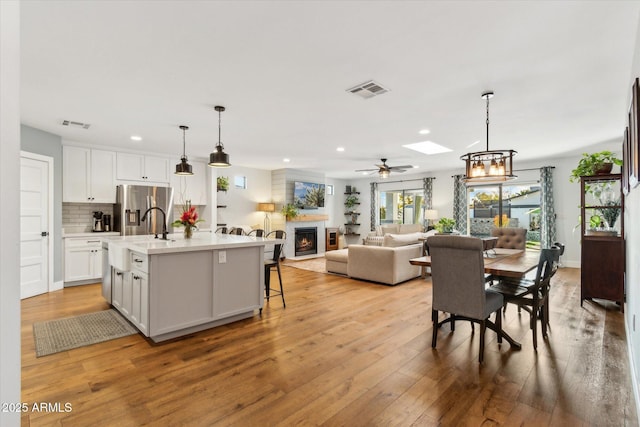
[{"left": 295, "top": 227, "right": 318, "bottom": 257}]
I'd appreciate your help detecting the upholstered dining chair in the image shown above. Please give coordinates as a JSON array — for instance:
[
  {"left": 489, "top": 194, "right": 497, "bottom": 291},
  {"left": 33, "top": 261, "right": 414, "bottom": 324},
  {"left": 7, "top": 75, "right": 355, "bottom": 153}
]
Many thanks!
[
  {"left": 427, "top": 235, "right": 506, "bottom": 363},
  {"left": 229, "top": 227, "right": 245, "bottom": 235},
  {"left": 490, "top": 246, "right": 561, "bottom": 350},
  {"left": 491, "top": 227, "right": 527, "bottom": 250},
  {"left": 215, "top": 226, "right": 228, "bottom": 234},
  {"left": 247, "top": 229, "right": 265, "bottom": 237},
  {"left": 263, "top": 230, "right": 286, "bottom": 309}
]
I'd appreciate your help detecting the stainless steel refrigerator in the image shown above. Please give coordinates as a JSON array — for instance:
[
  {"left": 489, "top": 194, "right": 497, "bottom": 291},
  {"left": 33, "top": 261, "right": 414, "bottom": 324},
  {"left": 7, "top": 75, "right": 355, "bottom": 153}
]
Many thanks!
[{"left": 114, "top": 185, "right": 174, "bottom": 236}]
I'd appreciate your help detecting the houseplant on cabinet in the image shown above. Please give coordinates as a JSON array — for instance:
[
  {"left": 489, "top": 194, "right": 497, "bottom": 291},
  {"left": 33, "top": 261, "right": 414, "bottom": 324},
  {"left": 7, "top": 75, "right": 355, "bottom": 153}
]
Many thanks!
[{"left": 569, "top": 151, "right": 622, "bottom": 182}]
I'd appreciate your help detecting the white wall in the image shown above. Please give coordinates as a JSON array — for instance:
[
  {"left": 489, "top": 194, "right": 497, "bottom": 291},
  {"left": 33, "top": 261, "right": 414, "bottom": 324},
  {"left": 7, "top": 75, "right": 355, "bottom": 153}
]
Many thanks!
[
  {"left": 213, "top": 165, "right": 272, "bottom": 231},
  {"left": 625, "top": 11, "right": 640, "bottom": 424},
  {"left": 0, "top": 1, "right": 21, "bottom": 424}
]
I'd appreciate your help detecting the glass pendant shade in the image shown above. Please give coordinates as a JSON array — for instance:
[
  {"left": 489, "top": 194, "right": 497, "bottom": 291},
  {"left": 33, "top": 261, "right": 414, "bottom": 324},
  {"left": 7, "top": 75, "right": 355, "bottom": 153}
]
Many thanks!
[{"left": 175, "top": 125, "right": 193, "bottom": 175}]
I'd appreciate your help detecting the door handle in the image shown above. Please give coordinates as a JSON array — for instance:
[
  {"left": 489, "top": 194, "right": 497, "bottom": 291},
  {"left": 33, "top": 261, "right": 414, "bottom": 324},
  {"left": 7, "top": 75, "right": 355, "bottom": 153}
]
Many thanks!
[{"left": 41, "top": 231, "right": 49, "bottom": 237}]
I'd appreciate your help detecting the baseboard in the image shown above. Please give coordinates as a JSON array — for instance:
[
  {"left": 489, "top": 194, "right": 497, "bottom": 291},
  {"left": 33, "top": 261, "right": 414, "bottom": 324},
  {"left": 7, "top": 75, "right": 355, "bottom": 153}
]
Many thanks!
[
  {"left": 50, "top": 280, "right": 63, "bottom": 292},
  {"left": 625, "top": 317, "right": 640, "bottom": 426}
]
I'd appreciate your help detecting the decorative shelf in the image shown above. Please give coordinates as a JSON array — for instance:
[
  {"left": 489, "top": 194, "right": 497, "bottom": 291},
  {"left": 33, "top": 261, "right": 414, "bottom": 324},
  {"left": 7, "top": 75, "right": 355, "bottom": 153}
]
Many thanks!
[
  {"left": 344, "top": 232, "right": 360, "bottom": 236},
  {"left": 216, "top": 205, "right": 227, "bottom": 208},
  {"left": 344, "top": 223, "right": 360, "bottom": 226},
  {"left": 344, "top": 212, "right": 361, "bottom": 215},
  {"left": 288, "top": 214, "right": 329, "bottom": 222}
]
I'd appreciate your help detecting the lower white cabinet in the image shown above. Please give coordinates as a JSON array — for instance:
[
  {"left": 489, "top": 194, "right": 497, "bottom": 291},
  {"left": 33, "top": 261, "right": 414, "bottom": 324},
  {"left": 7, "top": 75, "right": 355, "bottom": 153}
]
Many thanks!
[
  {"left": 112, "top": 251, "right": 149, "bottom": 336},
  {"left": 64, "top": 238, "right": 103, "bottom": 283}
]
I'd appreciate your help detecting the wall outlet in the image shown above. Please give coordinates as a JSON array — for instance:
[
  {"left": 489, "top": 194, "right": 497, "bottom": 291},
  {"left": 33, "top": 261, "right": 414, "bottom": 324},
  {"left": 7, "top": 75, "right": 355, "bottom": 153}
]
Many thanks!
[{"left": 218, "top": 251, "right": 226, "bottom": 264}]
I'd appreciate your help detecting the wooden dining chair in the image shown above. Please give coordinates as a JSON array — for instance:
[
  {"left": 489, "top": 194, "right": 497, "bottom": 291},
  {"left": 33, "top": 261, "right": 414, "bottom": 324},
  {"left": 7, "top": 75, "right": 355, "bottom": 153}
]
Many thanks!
[
  {"left": 428, "top": 235, "right": 506, "bottom": 363},
  {"left": 490, "top": 246, "right": 561, "bottom": 350},
  {"left": 215, "top": 226, "right": 228, "bottom": 234},
  {"left": 263, "top": 230, "right": 286, "bottom": 309}
]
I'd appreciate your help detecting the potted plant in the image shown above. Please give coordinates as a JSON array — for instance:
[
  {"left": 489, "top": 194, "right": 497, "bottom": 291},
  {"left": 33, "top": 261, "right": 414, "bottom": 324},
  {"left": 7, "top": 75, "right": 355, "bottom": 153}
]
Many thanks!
[
  {"left": 569, "top": 151, "right": 622, "bottom": 183},
  {"left": 216, "top": 176, "right": 229, "bottom": 191},
  {"left": 345, "top": 194, "right": 359, "bottom": 211},
  {"left": 435, "top": 217, "right": 456, "bottom": 233},
  {"left": 281, "top": 203, "right": 299, "bottom": 221}
]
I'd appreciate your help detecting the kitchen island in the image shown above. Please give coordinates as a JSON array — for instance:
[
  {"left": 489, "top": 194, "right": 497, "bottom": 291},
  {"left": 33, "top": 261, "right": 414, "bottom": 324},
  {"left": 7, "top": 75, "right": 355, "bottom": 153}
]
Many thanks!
[{"left": 105, "top": 233, "right": 281, "bottom": 342}]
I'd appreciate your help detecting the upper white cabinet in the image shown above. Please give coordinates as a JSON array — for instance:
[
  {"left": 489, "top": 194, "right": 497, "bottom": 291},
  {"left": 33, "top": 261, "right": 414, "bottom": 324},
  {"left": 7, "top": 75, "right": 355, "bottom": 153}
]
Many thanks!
[
  {"left": 170, "top": 161, "right": 209, "bottom": 206},
  {"left": 63, "top": 146, "right": 116, "bottom": 203},
  {"left": 116, "top": 153, "right": 170, "bottom": 183}
]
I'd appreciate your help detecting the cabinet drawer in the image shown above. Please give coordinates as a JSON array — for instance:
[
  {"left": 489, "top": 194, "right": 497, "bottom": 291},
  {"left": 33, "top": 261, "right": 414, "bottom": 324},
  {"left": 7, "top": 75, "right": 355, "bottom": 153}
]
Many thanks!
[
  {"left": 130, "top": 251, "right": 148, "bottom": 273},
  {"left": 65, "top": 237, "right": 102, "bottom": 248}
]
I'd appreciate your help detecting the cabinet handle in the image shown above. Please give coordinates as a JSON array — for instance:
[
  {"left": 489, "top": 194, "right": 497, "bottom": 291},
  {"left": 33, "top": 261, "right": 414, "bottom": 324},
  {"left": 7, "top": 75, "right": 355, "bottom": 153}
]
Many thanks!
[
  {"left": 87, "top": 240, "right": 100, "bottom": 243},
  {"left": 116, "top": 271, "right": 123, "bottom": 276},
  {"left": 133, "top": 275, "right": 140, "bottom": 280},
  {"left": 133, "top": 258, "right": 143, "bottom": 263}
]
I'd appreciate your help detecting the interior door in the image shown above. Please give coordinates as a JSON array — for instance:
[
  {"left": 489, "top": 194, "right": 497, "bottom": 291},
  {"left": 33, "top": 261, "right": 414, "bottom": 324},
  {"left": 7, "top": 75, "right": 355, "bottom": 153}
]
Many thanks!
[{"left": 20, "top": 155, "right": 51, "bottom": 299}]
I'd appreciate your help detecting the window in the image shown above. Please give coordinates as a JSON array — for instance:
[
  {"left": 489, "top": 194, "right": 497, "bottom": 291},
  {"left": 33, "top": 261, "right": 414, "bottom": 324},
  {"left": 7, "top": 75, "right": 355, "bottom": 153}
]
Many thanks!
[
  {"left": 467, "top": 182, "right": 541, "bottom": 249},
  {"left": 234, "top": 175, "right": 247, "bottom": 189},
  {"left": 378, "top": 188, "right": 425, "bottom": 225}
]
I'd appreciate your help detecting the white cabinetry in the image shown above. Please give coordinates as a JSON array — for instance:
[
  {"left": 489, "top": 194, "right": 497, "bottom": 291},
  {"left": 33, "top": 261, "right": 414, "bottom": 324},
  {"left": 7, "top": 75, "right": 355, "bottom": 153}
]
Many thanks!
[
  {"left": 63, "top": 146, "right": 116, "bottom": 203},
  {"left": 113, "top": 251, "right": 149, "bottom": 335},
  {"left": 170, "top": 160, "right": 209, "bottom": 206},
  {"left": 116, "top": 153, "right": 170, "bottom": 183},
  {"left": 64, "top": 237, "right": 103, "bottom": 283}
]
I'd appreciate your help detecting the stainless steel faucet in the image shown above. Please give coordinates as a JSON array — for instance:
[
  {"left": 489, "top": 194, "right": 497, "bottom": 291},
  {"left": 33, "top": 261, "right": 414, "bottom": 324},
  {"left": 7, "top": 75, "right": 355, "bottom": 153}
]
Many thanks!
[{"left": 141, "top": 207, "right": 168, "bottom": 240}]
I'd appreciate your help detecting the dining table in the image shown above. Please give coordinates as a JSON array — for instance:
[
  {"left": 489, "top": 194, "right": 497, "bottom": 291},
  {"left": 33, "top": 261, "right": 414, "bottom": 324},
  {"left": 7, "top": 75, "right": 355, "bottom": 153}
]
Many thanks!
[
  {"left": 410, "top": 247, "right": 540, "bottom": 279},
  {"left": 410, "top": 247, "right": 542, "bottom": 351}
]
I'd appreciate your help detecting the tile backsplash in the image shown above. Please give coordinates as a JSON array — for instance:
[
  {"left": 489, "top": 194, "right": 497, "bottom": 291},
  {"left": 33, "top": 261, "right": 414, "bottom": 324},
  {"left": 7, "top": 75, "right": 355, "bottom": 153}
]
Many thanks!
[{"left": 62, "top": 203, "right": 114, "bottom": 233}]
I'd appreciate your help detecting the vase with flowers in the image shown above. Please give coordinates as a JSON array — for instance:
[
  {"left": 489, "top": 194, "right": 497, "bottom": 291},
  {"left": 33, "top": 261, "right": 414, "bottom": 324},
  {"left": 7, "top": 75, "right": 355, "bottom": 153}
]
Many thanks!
[{"left": 172, "top": 200, "right": 204, "bottom": 239}]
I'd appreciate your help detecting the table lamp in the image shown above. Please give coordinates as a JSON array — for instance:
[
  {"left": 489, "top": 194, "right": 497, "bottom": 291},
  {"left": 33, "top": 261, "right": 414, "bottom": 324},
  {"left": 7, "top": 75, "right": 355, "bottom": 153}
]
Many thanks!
[
  {"left": 257, "top": 202, "right": 275, "bottom": 234},
  {"left": 424, "top": 209, "right": 438, "bottom": 229}
]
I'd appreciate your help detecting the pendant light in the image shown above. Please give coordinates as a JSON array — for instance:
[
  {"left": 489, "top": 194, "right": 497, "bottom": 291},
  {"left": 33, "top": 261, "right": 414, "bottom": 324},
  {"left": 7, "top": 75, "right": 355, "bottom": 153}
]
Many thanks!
[
  {"left": 460, "top": 91, "right": 517, "bottom": 183},
  {"left": 209, "top": 105, "right": 231, "bottom": 167},
  {"left": 175, "top": 125, "right": 193, "bottom": 175}
]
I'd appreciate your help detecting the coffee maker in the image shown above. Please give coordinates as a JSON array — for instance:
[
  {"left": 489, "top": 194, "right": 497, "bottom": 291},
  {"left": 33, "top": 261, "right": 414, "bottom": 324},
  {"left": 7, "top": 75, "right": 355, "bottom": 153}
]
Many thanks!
[{"left": 93, "top": 211, "right": 104, "bottom": 232}]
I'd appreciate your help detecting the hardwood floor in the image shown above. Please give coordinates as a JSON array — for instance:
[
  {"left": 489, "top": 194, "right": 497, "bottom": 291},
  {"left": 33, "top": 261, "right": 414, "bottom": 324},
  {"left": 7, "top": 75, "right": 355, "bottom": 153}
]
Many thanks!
[{"left": 21, "top": 266, "right": 637, "bottom": 426}]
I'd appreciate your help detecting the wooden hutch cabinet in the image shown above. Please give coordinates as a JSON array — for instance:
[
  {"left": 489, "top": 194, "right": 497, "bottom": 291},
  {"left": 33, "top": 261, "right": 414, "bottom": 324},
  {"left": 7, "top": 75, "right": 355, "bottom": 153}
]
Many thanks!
[{"left": 580, "top": 173, "right": 625, "bottom": 311}]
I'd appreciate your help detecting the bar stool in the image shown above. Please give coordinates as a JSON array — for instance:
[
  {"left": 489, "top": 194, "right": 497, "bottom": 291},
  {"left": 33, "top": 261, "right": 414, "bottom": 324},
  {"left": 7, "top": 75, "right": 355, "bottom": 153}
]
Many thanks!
[
  {"left": 215, "top": 226, "right": 228, "bottom": 234},
  {"left": 229, "top": 227, "right": 245, "bottom": 235},
  {"left": 263, "top": 230, "right": 286, "bottom": 310},
  {"left": 247, "top": 229, "right": 265, "bottom": 237}
]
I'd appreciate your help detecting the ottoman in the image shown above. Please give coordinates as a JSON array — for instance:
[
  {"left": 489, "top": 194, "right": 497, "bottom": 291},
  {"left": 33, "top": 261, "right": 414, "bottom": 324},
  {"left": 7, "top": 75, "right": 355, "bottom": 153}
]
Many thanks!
[{"left": 325, "top": 248, "right": 348, "bottom": 275}]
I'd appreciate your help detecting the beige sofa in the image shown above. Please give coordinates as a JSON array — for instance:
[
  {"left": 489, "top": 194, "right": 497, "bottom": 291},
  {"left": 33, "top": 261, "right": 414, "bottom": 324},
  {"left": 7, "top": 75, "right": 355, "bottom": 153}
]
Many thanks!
[
  {"left": 326, "top": 232, "right": 424, "bottom": 285},
  {"left": 362, "top": 223, "right": 424, "bottom": 246}
]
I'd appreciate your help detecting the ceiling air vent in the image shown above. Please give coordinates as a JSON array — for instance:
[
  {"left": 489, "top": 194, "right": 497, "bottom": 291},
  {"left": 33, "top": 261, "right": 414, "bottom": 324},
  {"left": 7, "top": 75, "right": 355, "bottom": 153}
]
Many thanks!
[
  {"left": 347, "top": 80, "right": 389, "bottom": 99},
  {"left": 62, "top": 120, "right": 91, "bottom": 129}
]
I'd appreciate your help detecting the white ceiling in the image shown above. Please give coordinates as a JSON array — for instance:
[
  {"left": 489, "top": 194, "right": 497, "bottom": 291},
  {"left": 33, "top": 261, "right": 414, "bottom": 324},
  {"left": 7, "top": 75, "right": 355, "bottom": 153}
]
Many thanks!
[{"left": 20, "top": 1, "right": 640, "bottom": 179}]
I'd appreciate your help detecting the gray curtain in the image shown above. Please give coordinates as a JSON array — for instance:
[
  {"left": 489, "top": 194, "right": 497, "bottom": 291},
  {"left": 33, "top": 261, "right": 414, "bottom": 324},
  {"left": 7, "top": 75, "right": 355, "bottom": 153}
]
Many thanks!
[
  {"left": 453, "top": 175, "right": 468, "bottom": 234},
  {"left": 540, "top": 166, "right": 557, "bottom": 248},
  {"left": 370, "top": 182, "right": 378, "bottom": 231},
  {"left": 423, "top": 177, "right": 434, "bottom": 229}
]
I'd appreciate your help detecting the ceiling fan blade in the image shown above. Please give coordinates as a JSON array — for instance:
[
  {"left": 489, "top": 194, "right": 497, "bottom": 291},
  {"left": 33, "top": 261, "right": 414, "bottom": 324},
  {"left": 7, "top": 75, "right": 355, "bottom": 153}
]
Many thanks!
[
  {"left": 355, "top": 168, "right": 378, "bottom": 172},
  {"left": 388, "top": 165, "right": 413, "bottom": 170}
]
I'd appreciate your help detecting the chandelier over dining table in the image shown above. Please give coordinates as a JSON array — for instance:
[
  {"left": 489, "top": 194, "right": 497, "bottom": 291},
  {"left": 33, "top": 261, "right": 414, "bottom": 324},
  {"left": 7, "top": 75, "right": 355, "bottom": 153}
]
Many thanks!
[{"left": 461, "top": 91, "right": 517, "bottom": 183}]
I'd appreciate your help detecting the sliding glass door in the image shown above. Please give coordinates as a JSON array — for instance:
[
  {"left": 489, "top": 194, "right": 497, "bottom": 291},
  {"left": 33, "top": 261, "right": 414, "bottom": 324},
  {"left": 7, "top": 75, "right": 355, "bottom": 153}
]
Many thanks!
[
  {"left": 467, "top": 182, "right": 541, "bottom": 249},
  {"left": 379, "top": 188, "right": 425, "bottom": 225}
]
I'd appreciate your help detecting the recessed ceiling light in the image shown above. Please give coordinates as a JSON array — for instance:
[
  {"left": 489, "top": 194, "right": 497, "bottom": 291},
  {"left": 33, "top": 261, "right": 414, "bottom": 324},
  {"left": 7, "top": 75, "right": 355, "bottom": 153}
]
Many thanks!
[
  {"left": 336, "top": 147, "right": 345, "bottom": 152},
  {"left": 130, "top": 135, "right": 142, "bottom": 141},
  {"left": 402, "top": 141, "right": 452, "bottom": 155},
  {"left": 418, "top": 129, "right": 430, "bottom": 135},
  {"left": 283, "top": 158, "right": 290, "bottom": 163},
  {"left": 467, "top": 140, "right": 481, "bottom": 148}
]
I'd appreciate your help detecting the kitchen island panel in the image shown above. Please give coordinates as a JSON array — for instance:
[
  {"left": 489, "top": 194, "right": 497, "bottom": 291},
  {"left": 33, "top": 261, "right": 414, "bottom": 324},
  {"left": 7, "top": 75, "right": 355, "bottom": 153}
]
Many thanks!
[
  {"left": 213, "top": 246, "right": 263, "bottom": 319},
  {"left": 149, "top": 250, "right": 215, "bottom": 337}
]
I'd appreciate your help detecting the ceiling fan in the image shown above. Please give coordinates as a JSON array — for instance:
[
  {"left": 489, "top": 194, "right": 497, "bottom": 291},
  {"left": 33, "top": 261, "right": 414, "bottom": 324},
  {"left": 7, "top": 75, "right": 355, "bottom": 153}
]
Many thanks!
[{"left": 355, "top": 158, "right": 413, "bottom": 178}]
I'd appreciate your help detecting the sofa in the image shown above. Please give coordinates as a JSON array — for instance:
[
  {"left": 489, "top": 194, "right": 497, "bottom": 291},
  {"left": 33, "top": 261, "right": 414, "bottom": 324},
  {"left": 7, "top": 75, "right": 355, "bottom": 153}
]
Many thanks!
[
  {"left": 362, "top": 223, "right": 424, "bottom": 246},
  {"left": 490, "top": 227, "right": 527, "bottom": 249},
  {"left": 327, "top": 232, "right": 426, "bottom": 285}
]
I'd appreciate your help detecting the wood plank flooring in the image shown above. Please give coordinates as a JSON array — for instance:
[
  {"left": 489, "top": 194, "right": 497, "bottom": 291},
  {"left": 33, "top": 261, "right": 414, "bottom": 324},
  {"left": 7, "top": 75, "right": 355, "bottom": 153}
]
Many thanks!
[{"left": 21, "top": 266, "right": 637, "bottom": 426}]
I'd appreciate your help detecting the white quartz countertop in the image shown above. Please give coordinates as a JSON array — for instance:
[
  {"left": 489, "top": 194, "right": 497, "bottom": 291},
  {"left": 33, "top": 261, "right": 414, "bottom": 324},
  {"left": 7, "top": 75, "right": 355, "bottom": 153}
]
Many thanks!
[{"left": 108, "top": 233, "right": 284, "bottom": 255}]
